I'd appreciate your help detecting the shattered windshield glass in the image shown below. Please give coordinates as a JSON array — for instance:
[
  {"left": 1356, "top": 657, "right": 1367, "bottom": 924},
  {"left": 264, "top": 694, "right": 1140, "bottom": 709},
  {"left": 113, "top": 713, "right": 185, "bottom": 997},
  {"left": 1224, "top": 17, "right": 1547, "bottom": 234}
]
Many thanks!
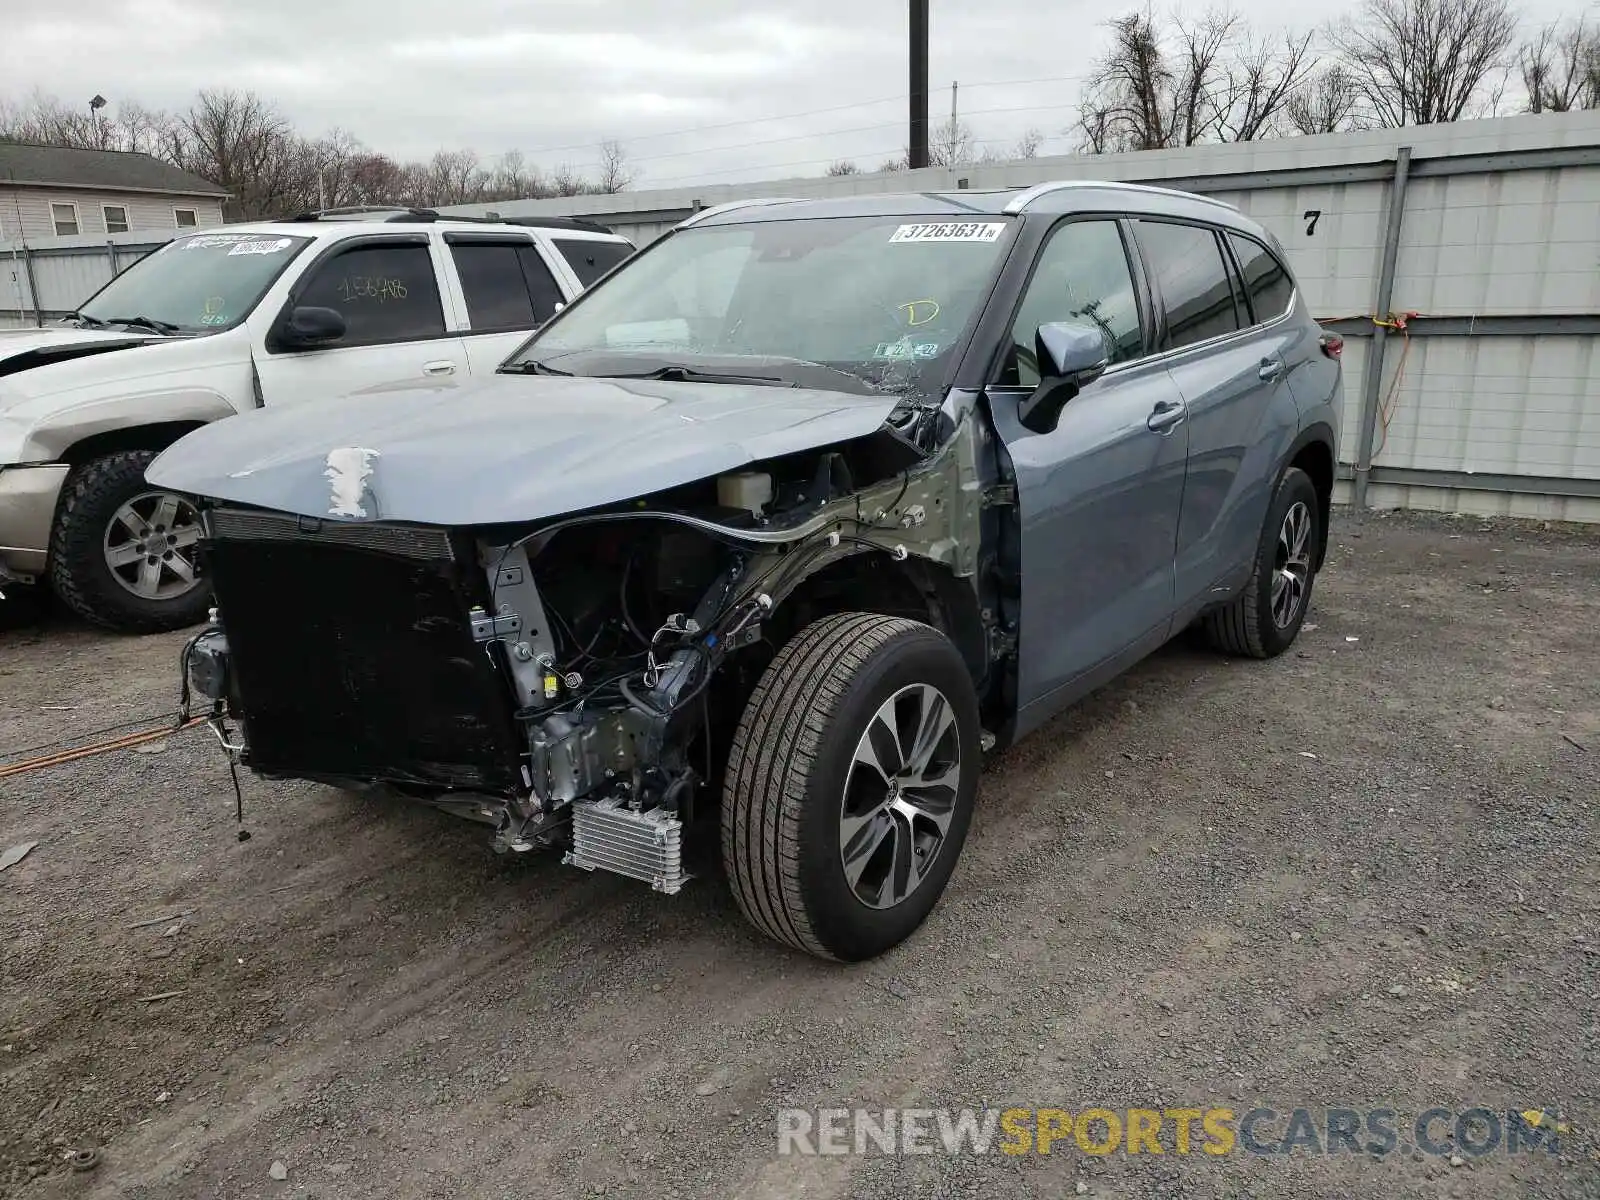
[
  {"left": 75, "top": 232, "right": 312, "bottom": 334},
  {"left": 507, "top": 215, "right": 1016, "bottom": 392}
]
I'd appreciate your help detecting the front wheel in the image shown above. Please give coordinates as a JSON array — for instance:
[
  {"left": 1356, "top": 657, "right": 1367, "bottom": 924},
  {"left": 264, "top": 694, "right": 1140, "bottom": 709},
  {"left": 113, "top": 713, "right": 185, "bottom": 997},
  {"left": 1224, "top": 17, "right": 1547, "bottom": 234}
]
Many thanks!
[
  {"left": 49, "top": 450, "right": 212, "bottom": 634},
  {"left": 1205, "top": 465, "right": 1320, "bottom": 658},
  {"left": 721, "top": 613, "right": 981, "bottom": 962}
]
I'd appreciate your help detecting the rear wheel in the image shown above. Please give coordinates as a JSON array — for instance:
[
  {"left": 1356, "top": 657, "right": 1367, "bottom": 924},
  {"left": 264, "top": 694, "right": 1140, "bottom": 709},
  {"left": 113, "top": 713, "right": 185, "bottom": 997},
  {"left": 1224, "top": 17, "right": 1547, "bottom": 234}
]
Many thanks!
[
  {"left": 49, "top": 450, "right": 211, "bottom": 634},
  {"left": 1205, "top": 465, "right": 1319, "bottom": 658},
  {"left": 721, "top": 613, "right": 981, "bottom": 961}
]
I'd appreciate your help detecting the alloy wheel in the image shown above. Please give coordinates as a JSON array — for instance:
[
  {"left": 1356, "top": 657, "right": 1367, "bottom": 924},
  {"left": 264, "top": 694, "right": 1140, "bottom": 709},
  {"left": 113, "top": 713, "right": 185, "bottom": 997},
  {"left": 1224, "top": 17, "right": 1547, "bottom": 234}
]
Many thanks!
[
  {"left": 1271, "top": 500, "right": 1312, "bottom": 629},
  {"left": 103, "top": 490, "right": 203, "bottom": 601},
  {"left": 839, "top": 683, "right": 963, "bottom": 910}
]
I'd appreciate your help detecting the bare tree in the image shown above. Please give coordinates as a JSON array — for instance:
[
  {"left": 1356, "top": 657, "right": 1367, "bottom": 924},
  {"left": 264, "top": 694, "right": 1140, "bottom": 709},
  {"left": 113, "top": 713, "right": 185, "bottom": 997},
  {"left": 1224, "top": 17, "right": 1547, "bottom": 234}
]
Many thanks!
[
  {"left": 1010, "top": 128, "right": 1046, "bottom": 158},
  {"left": 1285, "top": 63, "right": 1367, "bottom": 132},
  {"left": 1520, "top": 16, "right": 1600, "bottom": 112},
  {"left": 595, "top": 139, "right": 634, "bottom": 192},
  {"left": 1077, "top": 7, "right": 1315, "bottom": 152},
  {"left": 1211, "top": 28, "right": 1320, "bottom": 139},
  {"left": 825, "top": 159, "right": 860, "bottom": 175},
  {"left": 3, "top": 85, "right": 647, "bottom": 209},
  {"left": 166, "top": 89, "right": 305, "bottom": 218},
  {"left": 1328, "top": 0, "right": 1520, "bottom": 126},
  {"left": 929, "top": 116, "right": 977, "bottom": 166}
]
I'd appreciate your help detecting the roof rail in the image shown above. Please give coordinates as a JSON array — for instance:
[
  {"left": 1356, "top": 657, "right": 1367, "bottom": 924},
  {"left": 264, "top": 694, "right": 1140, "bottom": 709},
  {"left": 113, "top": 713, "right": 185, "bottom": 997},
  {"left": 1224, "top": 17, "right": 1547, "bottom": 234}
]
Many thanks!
[
  {"left": 677, "top": 197, "right": 802, "bottom": 228},
  {"left": 285, "top": 205, "right": 433, "bottom": 222},
  {"left": 1002, "top": 179, "right": 1239, "bottom": 215},
  {"left": 281, "top": 205, "right": 616, "bottom": 235}
]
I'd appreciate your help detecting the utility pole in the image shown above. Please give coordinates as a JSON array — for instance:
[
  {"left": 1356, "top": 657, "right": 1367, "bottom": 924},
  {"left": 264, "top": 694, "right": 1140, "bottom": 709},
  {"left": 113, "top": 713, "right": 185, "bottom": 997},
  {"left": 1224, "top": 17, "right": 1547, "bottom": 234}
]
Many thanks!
[
  {"left": 952, "top": 80, "right": 958, "bottom": 129},
  {"left": 908, "top": 0, "right": 929, "bottom": 169}
]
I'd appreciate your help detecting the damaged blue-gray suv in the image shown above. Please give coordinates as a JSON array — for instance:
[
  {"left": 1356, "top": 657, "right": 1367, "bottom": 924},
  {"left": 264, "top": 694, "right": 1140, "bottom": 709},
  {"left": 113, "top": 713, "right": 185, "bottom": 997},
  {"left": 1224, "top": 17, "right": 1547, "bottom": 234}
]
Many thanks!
[{"left": 150, "top": 182, "right": 1343, "bottom": 961}]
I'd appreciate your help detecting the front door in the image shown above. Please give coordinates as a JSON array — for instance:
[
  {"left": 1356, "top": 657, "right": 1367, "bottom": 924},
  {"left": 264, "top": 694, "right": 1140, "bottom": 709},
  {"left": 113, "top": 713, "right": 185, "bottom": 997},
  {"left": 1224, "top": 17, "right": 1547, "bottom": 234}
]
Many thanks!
[
  {"left": 1131, "top": 220, "right": 1297, "bottom": 611},
  {"left": 253, "top": 236, "right": 467, "bottom": 407},
  {"left": 984, "top": 218, "right": 1189, "bottom": 724}
]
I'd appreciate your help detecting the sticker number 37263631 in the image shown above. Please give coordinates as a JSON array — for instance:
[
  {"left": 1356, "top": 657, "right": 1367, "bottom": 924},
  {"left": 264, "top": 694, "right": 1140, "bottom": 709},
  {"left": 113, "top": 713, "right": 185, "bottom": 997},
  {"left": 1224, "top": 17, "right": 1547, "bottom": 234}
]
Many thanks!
[{"left": 888, "top": 222, "right": 1007, "bottom": 244}]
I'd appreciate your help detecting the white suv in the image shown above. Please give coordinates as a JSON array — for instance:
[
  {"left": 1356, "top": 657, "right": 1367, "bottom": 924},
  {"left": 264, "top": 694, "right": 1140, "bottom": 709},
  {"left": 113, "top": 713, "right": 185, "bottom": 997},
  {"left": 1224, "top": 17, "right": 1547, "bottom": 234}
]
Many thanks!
[{"left": 0, "top": 208, "right": 634, "bottom": 632}]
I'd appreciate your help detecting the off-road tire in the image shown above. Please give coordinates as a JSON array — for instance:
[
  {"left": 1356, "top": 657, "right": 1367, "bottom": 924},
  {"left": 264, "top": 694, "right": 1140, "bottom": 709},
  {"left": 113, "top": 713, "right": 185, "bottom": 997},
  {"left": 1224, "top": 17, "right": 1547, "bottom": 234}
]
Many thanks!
[
  {"left": 49, "top": 450, "right": 212, "bottom": 634},
  {"left": 1205, "top": 465, "right": 1320, "bottom": 659},
  {"left": 721, "top": 613, "right": 981, "bottom": 962}
]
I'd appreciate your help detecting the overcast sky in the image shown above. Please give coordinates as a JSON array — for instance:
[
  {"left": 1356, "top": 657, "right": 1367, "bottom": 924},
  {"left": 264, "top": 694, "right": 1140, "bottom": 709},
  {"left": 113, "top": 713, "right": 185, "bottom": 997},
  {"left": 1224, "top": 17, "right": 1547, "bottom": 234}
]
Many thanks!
[{"left": 1, "top": 0, "right": 1580, "bottom": 189}]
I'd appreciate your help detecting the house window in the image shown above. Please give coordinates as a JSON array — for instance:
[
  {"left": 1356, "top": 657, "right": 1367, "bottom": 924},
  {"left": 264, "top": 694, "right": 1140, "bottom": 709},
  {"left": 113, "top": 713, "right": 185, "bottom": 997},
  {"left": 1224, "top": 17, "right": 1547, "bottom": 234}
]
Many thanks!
[
  {"left": 51, "top": 202, "right": 81, "bottom": 236},
  {"left": 174, "top": 208, "right": 199, "bottom": 228},
  {"left": 103, "top": 205, "right": 129, "bottom": 234}
]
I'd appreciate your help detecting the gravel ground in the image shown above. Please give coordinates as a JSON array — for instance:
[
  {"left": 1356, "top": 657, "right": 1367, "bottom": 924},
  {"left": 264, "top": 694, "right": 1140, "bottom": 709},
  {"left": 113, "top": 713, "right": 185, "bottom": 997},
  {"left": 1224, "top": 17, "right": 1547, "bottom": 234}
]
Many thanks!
[{"left": 2, "top": 508, "right": 1597, "bottom": 1200}]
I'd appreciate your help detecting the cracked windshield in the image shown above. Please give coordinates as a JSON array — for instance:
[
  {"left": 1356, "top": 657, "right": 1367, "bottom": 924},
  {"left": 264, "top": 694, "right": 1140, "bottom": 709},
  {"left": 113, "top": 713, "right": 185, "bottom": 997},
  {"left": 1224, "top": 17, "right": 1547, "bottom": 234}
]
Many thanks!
[{"left": 513, "top": 215, "right": 1015, "bottom": 392}]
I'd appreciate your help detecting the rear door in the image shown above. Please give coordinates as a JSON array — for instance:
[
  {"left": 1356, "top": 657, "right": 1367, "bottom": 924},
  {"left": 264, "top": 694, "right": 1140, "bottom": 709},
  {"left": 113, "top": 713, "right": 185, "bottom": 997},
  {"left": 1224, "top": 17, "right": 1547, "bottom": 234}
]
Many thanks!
[
  {"left": 252, "top": 234, "right": 468, "bottom": 406},
  {"left": 441, "top": 233, "right": 569, "bottom": 375},
  {"left": 984, "top": 217, "right": 1190, "bottom": 722}
]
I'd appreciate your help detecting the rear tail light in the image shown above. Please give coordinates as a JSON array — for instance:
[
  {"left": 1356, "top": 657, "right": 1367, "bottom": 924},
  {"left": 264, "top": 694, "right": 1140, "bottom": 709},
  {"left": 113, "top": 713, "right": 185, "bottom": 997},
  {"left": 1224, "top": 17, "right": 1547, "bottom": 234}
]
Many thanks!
[{"left": 1320, "top": 332, "right": 1344, "bottom": 359}]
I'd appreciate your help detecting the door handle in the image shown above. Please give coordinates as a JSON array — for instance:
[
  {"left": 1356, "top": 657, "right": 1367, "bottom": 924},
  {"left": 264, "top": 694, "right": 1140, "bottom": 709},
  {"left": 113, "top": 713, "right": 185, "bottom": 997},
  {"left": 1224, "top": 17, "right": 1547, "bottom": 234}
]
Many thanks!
[
  {"left": 1147, "top": 398, "right": 1186, "bottom": 433},
  {"left": 1258, "top": 357, "right": 1284, "bottom": 382},
  {"left": 422, "top": 360, "right": 456, "bottom": 377}
]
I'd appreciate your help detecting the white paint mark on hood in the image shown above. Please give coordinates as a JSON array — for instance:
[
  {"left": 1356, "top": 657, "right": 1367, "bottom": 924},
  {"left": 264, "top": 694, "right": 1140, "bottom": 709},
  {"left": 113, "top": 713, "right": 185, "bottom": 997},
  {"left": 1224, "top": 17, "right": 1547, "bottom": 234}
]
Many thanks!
[{"left": 324, "top": 446, "right": 380, "bottom": 518}]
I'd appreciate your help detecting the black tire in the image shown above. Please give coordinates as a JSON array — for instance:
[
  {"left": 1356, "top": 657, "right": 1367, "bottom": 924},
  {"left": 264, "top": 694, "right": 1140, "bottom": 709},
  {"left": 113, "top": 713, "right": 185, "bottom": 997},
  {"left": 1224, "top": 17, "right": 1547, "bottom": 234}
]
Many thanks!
[
  {"left": 1205, "top": 465, "right": 1320, "bottom": 659},
  {"left": 721, "top": 613, "right": 981, "bottom": 962},
  {"left": 49, "top": 450, "right": 212, "bottom": 634}
]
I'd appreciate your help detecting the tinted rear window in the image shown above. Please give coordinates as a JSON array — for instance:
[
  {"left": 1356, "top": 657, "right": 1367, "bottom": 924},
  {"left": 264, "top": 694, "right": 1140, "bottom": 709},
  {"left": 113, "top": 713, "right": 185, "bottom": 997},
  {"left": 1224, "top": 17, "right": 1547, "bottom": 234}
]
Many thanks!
[
  {"left": 1228, "top": 233, "right": 1295, "bottom": 325},
  {"left": 553, "top": 238, "right": 633, "bottom": 287},
  {"left": 1134, "top": 220, "right": 1241, "bottom": 351}
]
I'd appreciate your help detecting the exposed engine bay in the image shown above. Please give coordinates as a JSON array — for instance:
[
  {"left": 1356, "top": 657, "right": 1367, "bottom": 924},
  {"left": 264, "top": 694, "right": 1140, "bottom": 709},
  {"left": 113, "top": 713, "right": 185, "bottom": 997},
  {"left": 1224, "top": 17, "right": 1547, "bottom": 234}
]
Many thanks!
[{"left": 180, "top": 402, "right": 1007, "bottom": 895}]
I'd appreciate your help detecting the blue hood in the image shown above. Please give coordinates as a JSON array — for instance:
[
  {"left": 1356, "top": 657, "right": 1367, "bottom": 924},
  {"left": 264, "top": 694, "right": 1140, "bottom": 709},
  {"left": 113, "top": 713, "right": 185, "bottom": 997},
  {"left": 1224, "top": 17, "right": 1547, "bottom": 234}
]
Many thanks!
[{"left": 146, "top": 373, "right": 902, "bottom": 526}]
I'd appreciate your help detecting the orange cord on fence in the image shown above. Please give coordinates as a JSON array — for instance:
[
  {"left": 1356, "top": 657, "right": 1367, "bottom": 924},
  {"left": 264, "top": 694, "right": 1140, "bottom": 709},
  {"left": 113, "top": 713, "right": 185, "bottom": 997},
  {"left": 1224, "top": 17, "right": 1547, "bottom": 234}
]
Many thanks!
[
  {"left": 0, "top": 716, "right": 208, "bottom": 780},
  {"left": 1314, "top": 311, "right": 1421, "bottom": 464}
]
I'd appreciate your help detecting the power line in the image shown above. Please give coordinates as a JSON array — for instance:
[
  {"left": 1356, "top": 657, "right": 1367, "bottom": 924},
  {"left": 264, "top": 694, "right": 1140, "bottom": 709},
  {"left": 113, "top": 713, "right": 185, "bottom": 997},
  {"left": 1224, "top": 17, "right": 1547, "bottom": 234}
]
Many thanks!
[
  {"left": 510, "top": 71, "right": 1094, "bottom": 159},
  {"left": 641, "top": 126, "right": 1081, "bottom": 187}
]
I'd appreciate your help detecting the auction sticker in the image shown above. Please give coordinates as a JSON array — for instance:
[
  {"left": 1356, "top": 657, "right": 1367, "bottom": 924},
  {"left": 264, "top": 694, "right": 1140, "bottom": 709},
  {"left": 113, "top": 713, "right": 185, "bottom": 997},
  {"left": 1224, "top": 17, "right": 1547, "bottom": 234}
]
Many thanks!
[{"left": 888, "top": 222, "right": 1007, "bottom": 244}]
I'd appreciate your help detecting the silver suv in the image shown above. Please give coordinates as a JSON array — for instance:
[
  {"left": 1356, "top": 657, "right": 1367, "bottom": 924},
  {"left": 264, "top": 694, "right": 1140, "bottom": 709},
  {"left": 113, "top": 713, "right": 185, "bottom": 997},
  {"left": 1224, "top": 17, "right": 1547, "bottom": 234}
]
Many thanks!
[{"left": 153, "top": 181, "right": 1341, "bottom": 961}]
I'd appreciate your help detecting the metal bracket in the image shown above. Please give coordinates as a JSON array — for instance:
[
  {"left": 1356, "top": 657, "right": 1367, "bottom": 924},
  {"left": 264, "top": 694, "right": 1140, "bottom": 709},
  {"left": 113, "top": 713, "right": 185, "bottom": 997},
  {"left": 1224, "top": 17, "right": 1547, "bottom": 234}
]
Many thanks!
[
  {"left": 983, "top": 483, "right": 1017, "bottom": 507},
  {"left": 469, "top": 606, "right": 522, "bottom": 642}
]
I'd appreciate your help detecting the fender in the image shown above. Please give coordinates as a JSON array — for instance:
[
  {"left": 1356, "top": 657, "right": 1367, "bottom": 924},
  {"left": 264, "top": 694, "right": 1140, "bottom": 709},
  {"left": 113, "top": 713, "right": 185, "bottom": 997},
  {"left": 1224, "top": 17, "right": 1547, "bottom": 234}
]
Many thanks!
[
  {"left": 22, "top": 387, "right": 244, "bottom": 464},
  {"left": 1279, "top": 419, "right": 1338, "bottom": 571}
]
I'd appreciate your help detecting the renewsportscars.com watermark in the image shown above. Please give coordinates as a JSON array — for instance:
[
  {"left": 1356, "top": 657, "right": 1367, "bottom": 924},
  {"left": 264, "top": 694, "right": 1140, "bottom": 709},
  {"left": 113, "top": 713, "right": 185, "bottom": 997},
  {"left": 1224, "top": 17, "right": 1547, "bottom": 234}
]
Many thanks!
[{"left": 777, "top": 1106, "right": 1573, "bottom": 1159}]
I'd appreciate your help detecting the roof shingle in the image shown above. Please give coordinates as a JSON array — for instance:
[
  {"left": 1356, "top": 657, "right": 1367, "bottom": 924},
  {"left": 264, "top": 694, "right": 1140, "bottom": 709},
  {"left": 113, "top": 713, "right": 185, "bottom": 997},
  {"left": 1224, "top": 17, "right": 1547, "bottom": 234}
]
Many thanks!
[{"left": 0, "top": 142, "right": 227, "bottom": 197}]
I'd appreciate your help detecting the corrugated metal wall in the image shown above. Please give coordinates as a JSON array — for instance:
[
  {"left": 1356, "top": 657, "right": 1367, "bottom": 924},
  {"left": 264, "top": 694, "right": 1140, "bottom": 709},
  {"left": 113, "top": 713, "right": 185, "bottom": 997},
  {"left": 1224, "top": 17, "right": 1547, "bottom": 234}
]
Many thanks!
[{"left": 0, "top": 232, "right": 166, "bottom": 329}]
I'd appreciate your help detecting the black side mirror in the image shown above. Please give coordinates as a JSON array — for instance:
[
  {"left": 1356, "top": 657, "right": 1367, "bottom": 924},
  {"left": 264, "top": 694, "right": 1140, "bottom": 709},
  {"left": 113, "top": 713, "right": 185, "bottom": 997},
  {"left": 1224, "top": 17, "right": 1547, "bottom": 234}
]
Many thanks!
[
  {"left": 278, "top": 305, "right": 346, "bottom": 350},
  {"left": 1018, "top": 321, "right": 1110, "bottom": 434}
]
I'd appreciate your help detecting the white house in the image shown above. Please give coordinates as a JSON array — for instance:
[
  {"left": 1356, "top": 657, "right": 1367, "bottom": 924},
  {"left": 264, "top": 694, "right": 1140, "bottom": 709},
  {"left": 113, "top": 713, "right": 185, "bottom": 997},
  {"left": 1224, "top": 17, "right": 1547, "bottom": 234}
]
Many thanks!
[{"left": 0, "top": 141, "right": 227, "bottom": 242}]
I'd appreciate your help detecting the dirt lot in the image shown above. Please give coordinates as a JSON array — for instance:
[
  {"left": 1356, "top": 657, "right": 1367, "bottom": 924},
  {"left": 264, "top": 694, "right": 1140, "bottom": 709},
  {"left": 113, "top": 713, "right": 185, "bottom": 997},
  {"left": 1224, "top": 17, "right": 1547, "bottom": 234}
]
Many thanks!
[{"left": 2, "top": 509, "right": 1597, "bottom": 1200}]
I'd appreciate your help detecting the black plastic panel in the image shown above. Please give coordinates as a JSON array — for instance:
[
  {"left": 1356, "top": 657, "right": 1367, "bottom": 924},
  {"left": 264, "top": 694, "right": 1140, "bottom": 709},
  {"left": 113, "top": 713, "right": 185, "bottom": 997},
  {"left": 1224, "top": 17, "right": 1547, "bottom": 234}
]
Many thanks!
[{"left": 208, "top": 538, "right": 523, "bottom": 795}]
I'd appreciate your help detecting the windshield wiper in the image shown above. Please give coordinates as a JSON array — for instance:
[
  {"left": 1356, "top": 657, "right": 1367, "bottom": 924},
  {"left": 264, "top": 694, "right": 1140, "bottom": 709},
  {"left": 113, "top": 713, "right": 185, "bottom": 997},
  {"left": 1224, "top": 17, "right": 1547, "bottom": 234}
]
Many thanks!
[
  {"left": 499, "top": 359, "right": 573, "bottom": 376},
  {"left": 607, "top": 365, "right": 792, "bottom": 387},
  {"left": 105, "top": 315, "right": 181, "bottom": 335},
  {"left": 62, "top": 311, "right": 110, "bottom": 329}
]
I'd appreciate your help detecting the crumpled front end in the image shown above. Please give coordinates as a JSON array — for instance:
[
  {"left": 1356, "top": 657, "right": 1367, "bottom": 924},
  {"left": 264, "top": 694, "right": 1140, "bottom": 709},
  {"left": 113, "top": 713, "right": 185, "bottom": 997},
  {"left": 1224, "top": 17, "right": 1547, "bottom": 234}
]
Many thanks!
[{"left": 179, "top": 402, "right": 989, "bottom": 897}]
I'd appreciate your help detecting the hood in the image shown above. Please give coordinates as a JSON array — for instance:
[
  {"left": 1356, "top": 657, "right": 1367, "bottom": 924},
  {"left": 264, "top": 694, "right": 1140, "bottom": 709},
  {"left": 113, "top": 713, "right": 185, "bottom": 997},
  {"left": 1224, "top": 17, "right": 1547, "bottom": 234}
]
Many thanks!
[
  {"left": 0, "top": 326, "right": 158, "bottom": 382},
  {"left": 147, "top": 373, "right": 903, "bottom": 526}
]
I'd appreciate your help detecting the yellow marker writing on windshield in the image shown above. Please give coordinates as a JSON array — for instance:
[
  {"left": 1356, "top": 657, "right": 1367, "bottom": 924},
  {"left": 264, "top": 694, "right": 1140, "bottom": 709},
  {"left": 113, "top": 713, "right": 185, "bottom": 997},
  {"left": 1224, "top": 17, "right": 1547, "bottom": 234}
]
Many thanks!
[{"left": 899, "top": 299, "right": 941, "bottom": 327}]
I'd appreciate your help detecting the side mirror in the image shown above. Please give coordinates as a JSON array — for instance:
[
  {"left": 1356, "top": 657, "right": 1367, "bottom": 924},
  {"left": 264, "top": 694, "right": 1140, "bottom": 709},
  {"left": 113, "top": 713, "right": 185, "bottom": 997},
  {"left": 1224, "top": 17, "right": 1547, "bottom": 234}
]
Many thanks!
[
  {"left": 1018, "top": 321, "right": 1109, "bottom": 435},
  {"left": 278, "top": 305, "right": 346, "bottom": 350}
]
